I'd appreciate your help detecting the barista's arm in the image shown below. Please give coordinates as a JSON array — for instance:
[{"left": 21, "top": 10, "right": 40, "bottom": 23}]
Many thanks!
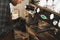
[
  {"left": 29, "top": 3, "right": 37, "bottom": 9},
  {"left": 26, "top": 26, "right": 39, "bottom": 40}
]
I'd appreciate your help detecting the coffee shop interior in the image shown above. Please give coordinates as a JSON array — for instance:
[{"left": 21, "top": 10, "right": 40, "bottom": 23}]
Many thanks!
[{"left": 1, "top": 0, "right": 60, "bottom": 40}]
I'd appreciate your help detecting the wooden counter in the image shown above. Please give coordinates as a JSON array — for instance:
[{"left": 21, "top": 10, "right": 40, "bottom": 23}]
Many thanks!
[{"left": 0, "top": 30, "right": 15, "bottom": 40}]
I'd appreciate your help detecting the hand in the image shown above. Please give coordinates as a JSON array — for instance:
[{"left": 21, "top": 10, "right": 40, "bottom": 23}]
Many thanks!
[
  {"left": 12, "top": 0, "right": 23, "bottom": 6},
  {"left": 34, "top": 36, "right": 39, "bottom": 40}
]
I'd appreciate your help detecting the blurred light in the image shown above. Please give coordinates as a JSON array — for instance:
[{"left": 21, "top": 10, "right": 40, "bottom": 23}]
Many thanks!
[
  {"left": 53, "top": 20, "right": 58, "bottom": 25},
  {"left": 38, "top": 0, "right": 47, "bottom": 7},
  {"left": 37, "top": 8, "right": 40, "bottom": 13},
  {"left": 47, "top": 0, "right": 53, "bottom": 6},
  {"left": 50, "top": 14, "right": 54, "bottom": 20},
  {"left": 40, "top": 15, "right": 47, "bottom": 19},
  {"left": 25, "top": 5, "right": 27, "bottom": 9},
  {"left": 58, "top": 20, "right": 60, "bottom": 27},
  {"left": 37, "top": 0, "right": 60, "bottom": 13},
  {"left": 54, "top": 2, "right": 60, "bottom": 13}
]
